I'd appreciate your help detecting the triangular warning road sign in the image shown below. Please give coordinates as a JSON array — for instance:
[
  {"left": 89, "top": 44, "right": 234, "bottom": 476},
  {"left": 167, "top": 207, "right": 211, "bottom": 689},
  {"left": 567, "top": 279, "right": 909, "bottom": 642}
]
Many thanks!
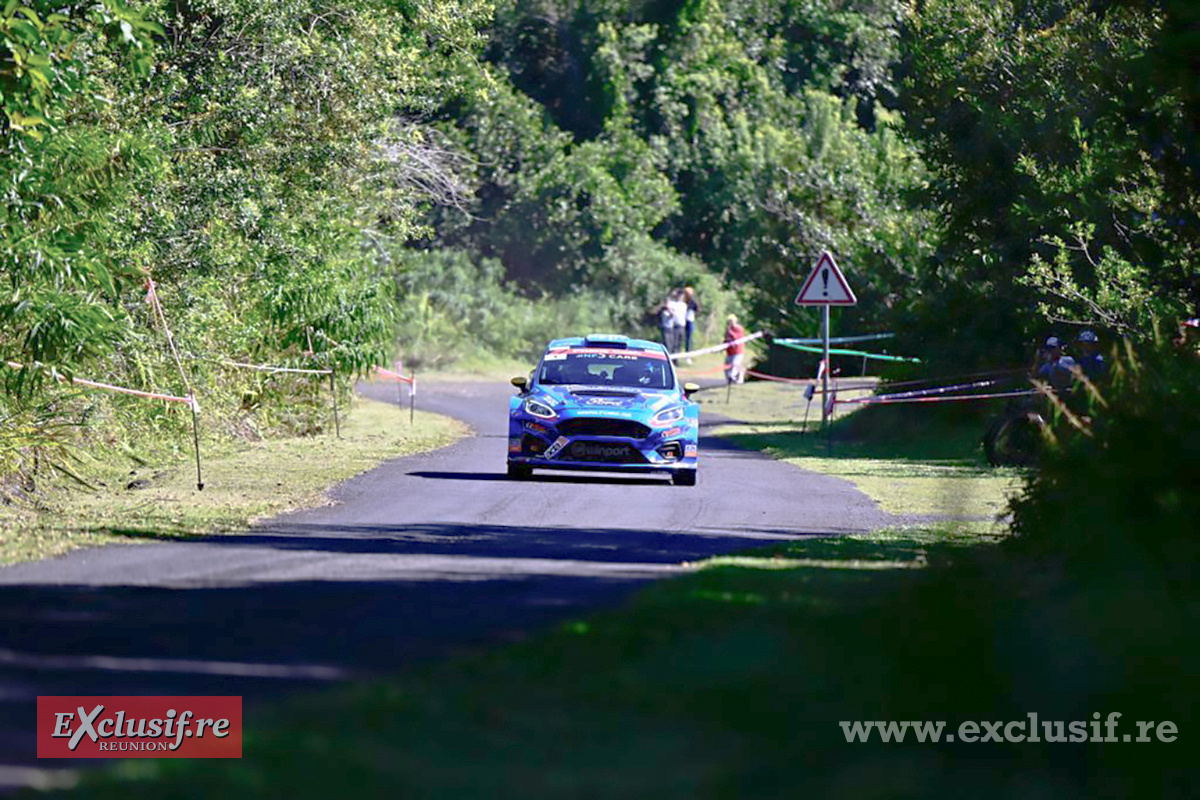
[{"left": 795, "top": 251, "right": 857, "bottom": 306}]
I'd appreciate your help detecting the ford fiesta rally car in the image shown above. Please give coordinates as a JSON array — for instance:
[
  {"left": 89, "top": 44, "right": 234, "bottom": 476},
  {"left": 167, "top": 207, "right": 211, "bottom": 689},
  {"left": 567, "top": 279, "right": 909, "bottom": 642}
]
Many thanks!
[{"left": 507, "top": 335, "right": 701, "bottom": 485}]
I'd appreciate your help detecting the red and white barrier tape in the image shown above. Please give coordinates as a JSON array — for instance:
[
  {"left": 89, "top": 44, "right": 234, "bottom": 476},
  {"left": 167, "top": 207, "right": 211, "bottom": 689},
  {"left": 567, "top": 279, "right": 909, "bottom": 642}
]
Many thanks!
[
  {"left": 744, "top": 369, "right": 811, "bottom": 385},
  {"left": 835, "top": 378, "right": 1004, "bottom": 404},
  {"left": 210, "top": 359, "right": 332, "bottom": 376},
  {"left": 669, "top": 331, "right": 765, "bottom": 361},
  {"left": 373, "top": 366, "right": 416, "bottom": 388},
  {"left": 740, "top": 370, "right": 875, "bottom": 394},
  {"left": 837, "top": 389, "right": 1035, "bottom": 406},
  {"left": 145, "top": 278, "right": 196, "bottom": 398},
  {"left": 5, "top": 361, "right": 196, "bottom": 409},
  {"left": 835, "top": 368, "right": 1026, "bottom": 394}
]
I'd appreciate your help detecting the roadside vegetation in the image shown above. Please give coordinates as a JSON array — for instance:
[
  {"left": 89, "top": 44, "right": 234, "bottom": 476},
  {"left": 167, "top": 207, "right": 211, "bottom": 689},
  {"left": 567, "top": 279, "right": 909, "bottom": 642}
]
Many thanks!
[
  {"left": 4, "top": 1, "right": 1196, "bottom": 519},
  {"left": 0, "top": 396, "right": 464, "bottom": 565}
]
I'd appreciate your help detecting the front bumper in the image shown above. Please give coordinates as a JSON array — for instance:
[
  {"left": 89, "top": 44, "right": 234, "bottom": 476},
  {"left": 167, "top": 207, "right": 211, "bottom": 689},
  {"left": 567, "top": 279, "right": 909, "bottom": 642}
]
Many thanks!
[{"left": 507, "top": 417, "right": 698, "bottom": 474}]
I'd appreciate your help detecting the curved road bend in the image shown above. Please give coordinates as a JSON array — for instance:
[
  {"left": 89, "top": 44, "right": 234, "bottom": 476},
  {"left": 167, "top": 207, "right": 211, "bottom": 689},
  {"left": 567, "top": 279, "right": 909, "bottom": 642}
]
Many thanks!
[{"left": 0, "top": 378, "right": 895, "bottom": 789}]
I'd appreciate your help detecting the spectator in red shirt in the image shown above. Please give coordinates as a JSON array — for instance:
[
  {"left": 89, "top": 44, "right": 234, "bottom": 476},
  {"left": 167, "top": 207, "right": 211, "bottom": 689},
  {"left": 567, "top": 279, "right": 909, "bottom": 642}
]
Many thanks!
[{"left": 724, "top": 314, "right": 746, "bottom": 384}]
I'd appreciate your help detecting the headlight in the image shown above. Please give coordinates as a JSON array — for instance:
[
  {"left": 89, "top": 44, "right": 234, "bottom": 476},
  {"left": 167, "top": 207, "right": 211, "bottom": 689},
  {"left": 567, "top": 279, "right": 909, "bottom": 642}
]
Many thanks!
[
  {"left": 524, "top": 397, "right": 557, "bottom": 419},
  {"left": 651, "top": 406, "right": 686, "bottom": 427}
]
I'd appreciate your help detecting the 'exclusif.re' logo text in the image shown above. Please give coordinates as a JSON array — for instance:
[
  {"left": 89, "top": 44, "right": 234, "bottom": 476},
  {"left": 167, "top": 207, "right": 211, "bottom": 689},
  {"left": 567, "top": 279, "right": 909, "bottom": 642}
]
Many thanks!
[{"left": 37, "top": 696, "right": 242, "bottom": 758}]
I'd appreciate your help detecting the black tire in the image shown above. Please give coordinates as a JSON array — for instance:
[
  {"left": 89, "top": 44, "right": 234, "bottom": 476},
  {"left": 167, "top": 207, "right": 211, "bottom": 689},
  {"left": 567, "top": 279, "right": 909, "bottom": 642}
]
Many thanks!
[
  {"left": 983, "top": 413, "right": 1042, "bottom": 467},
  {"left": 507, "top": 462, "right": 532, "bottom": 480},
  {"left": 673, "top": 469, "right": 697, "bottom": 487}
]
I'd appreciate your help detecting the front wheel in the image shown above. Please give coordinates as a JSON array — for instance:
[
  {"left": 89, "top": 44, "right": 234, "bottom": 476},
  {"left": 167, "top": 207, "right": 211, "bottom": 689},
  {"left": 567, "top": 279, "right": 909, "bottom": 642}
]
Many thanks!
[
  {"left": 673, "top": 469, "right": 697, "bottom": 487},
  {"left": 983, "top": 413, "right": 1042, "bottom": 467},
  {"left": 507, "top": 462, "right": 532, "bottom": 480}
]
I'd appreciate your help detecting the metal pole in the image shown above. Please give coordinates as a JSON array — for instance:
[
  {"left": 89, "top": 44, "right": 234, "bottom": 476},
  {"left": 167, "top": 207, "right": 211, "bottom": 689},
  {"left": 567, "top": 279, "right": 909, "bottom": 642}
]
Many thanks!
[
  {"left": 189, "top": 395, "right": 204, "bottom": 491},
  {"left": 821, "top": 305, "right": 831, "bottom": 429},
  {"left": 329, "top": 369, "right": 341, "bottom": 439}
]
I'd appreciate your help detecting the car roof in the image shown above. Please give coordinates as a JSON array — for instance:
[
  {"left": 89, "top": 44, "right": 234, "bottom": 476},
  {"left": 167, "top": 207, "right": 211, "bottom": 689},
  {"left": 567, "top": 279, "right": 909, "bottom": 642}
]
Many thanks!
[{"left": 545, "top": 334, "right": 667, "bottom": 354}]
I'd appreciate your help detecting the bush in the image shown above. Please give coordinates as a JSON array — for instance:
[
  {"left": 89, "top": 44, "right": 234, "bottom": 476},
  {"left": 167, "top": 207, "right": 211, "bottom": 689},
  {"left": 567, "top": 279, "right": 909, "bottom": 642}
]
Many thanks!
[{"left": 1008, "top": 337, "right": 1200, "bottom": 592}]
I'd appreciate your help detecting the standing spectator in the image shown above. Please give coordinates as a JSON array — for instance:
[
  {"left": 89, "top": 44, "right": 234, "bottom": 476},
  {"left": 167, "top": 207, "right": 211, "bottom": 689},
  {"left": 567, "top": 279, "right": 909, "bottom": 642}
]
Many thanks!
[
  {"left": 665, "top": 288, "right": 688, "bottom": 353},
  {"left": 1034, "top": 335, "right": 1077, "bottom": 391},
  {"left": 682, "top": 286, "right": 700, "bottom": 361},
  {"left": 724, "top": 314, "right": 747, "bottom": 384},
  {"left": 658, "top": 293, "right": 676, "bottom": 352},
  {"left": 1075, "top": 330, "right": 1106, "bottom": 381}
]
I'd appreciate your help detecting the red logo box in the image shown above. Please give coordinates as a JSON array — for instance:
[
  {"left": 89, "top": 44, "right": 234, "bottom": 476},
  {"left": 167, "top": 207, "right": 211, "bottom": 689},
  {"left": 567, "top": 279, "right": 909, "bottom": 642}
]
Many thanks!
[{"left": 37, "top": 696, "right": 242, "bottom": 758}]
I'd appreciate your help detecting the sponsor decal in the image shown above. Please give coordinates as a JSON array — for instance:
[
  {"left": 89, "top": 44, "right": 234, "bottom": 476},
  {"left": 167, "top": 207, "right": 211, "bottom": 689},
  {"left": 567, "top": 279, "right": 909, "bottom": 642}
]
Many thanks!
[
  {"left": 570, "top": 442, "right": 631, "bottom": 458},
  {"left": 684, "top": 444, "right": 698, "bottom": 457},
  {"left": 509, "top": 438, "right": 522, "bottom": 453},
  {"left": 662, "top": 427, "right": 684, "bottom": 438},
  {"left": 543, "top": 436, "right": 569, "bottom": 459},
  {"left": 585, "top": 398, "right": 625, "bottom": 407},
  {"left": 561, "top": 348, "right": 667, "bottom": 360},
  {"left": 570, "top": 409, "right": 635, "bottom": 419},
  {"left": 37, "top": 696, "right": 242, "bottom": 758}
]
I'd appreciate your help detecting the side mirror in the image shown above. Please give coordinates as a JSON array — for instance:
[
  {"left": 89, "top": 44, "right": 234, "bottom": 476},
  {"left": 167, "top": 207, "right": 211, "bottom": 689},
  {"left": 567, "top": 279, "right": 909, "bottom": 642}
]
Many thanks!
[
  {"left": 510, "top": 375, "right": 529, "bottom": 392},
  {"left": 683, "top": 382, "right": 700, "bottom": 398}
]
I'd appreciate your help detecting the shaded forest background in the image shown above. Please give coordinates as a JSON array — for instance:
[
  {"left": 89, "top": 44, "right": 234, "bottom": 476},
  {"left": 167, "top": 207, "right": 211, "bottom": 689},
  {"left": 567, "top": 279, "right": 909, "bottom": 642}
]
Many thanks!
[{"left": 2, "top": 0, "right": 1198, "bottom": 465}]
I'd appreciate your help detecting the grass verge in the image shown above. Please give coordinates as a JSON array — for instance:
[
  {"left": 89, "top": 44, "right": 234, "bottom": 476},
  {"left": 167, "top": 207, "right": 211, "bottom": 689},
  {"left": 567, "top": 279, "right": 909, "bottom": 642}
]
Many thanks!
[
  {"left": 0, "top": 396, "right": 466, "bottom": 565},
  {"left": 695, "top": 377, "right": 1025, "bottom": 529}
]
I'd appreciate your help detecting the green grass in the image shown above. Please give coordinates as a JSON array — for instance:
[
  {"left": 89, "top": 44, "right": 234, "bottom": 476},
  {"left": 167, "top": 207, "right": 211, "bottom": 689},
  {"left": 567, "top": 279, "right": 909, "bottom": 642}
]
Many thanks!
[
  {"left": 697, "top": 378, "right": 1025, "bottom": 529},
  {"left": 0, "top": 396, "right": 466, "bottom": 565}
]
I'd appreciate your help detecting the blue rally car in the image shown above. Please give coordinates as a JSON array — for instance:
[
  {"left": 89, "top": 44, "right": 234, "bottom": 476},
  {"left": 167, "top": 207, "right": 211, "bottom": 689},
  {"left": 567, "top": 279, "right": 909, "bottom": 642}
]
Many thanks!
[{"left": 507, "top": 335, "right": 701, "bottom": 486}]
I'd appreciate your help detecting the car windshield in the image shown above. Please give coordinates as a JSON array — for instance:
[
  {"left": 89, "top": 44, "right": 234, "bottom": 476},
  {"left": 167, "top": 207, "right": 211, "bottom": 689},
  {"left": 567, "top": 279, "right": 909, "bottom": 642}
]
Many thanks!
[{"left": 538, "top": 348, "right": 675, "bottom": 390}]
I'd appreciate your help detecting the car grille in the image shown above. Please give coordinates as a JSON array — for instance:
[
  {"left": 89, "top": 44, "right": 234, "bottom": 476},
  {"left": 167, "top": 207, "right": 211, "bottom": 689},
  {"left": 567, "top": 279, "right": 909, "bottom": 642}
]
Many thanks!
[
  {"left": 557, "top": 418, "right": 651, "bottom": 439},
  {"left": 564, "top": 441, "right": 647, "bottom": 464}
]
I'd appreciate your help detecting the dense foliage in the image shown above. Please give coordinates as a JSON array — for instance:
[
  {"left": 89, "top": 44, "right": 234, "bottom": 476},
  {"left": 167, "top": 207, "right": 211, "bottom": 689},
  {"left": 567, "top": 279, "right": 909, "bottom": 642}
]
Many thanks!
[
  {"left": 2, "top": 0, "right": 494, "bottom": 482},
  {"left": 2, "top": 5, "right": 1195, "bottom": 792},
  {"left": 1010, "top": 335, "right": 1199, "bottom": 587},
  {"left": 417, "top": 0, "right": 933, "bottom": 342},
  {"left": 3, "top": 1, "right": 1197, "bottom": 494},
  {"left": 901, "top": 0, "right": 1198, "bottom": 365}
]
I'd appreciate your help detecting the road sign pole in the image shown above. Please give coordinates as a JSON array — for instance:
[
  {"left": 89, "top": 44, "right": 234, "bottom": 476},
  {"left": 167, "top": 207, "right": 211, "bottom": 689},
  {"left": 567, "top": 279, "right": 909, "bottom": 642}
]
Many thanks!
[
  {"left": 794, "top": 250, "right": 855, "bottom": 435},
  {"left": 821, "top": 304, "right": 831, "bottom": 429}
]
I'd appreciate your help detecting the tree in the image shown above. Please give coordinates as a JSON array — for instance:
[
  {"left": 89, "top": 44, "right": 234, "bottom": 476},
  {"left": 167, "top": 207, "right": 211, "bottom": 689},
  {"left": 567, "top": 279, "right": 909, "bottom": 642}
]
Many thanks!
[{"left": 901, "top": 0, "right": 1196, "bottom": 364}]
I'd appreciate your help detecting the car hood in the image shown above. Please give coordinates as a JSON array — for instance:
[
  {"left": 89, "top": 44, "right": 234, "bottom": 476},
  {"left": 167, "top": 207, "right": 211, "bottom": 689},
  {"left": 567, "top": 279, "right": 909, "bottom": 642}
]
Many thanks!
[{"left": 536, "top": 385, "right": 677, "bottom": 414}]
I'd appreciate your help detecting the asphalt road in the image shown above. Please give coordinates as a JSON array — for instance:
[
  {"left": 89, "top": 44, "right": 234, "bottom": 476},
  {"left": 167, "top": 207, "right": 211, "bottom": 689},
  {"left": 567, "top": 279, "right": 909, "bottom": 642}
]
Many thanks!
[{"left": 0, "top": 379, "right": 896, "bottom": 790}]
